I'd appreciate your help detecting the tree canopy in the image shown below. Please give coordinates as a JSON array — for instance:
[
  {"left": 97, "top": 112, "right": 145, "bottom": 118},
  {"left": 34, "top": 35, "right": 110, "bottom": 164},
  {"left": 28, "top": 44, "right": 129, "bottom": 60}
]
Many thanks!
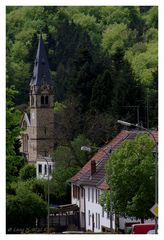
[
  {"left": 6, "top": 87, "right": 25, "bottom": 188},
  {"left": 6, "top": 6, "right": 158, "bottom": 135},
  {"left": 104, "top": 134, "right": 155, "bottom": 221}
]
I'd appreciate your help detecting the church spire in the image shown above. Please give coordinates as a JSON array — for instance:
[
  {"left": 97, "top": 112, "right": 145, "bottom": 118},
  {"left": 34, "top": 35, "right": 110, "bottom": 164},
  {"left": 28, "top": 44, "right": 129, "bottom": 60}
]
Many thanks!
[{"left": 30, "top": 34, "right": 52, "bottom": 87}]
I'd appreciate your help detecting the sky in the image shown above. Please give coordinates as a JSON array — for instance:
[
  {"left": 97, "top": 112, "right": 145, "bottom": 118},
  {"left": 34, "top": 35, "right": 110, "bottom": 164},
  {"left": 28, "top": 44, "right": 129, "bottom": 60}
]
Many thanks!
[{"left": 0, "top": 0, "right": 163, "bottom": 240}]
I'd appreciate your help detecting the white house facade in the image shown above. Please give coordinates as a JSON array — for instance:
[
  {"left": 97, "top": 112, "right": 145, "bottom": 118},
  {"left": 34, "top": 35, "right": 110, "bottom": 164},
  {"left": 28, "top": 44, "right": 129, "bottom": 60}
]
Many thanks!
[
  {"left": 70, "top": 130, "right": 158, "bottom": 233},
  {"left": 36, "top": 156, "right": 54, "bottom": 180},
  {"left": 71, "top": 184, "right": 115, "bottom": 232},
  {"left": 84, "top": 186, "right": 115, "bottom": 232}
]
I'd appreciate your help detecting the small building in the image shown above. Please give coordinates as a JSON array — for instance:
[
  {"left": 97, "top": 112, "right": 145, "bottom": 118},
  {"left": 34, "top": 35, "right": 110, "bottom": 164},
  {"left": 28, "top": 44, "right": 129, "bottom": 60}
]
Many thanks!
[
  {"left": 36, "top": 156, "right": 54, "bottom": 180},
  {"left": 70, "top": 130, "right": 158, "bottom": 233}
]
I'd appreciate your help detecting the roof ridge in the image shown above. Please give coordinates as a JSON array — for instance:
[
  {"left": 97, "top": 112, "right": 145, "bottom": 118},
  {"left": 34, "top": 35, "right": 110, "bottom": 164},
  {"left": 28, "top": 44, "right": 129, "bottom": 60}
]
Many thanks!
[{"left": 70, "top": 130, "right": 130, "bottom": 183}]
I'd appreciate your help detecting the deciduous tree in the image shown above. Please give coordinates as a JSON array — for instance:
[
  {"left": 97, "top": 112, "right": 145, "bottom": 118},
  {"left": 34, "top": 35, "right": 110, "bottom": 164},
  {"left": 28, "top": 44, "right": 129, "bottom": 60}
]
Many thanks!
[{"left": 104, "top": 134, "right": 155, "bottom": 222}]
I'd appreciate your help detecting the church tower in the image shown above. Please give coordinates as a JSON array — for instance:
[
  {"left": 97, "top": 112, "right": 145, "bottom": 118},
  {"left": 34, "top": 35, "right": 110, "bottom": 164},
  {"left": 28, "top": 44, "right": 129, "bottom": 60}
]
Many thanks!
[{"left": 27, "top": 35, "right": 55, "bottom": 163}]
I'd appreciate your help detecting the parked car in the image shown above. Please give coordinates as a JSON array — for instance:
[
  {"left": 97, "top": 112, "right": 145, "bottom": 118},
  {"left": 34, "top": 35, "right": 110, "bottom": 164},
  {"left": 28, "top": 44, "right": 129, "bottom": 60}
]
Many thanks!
[
  {"left": 147, "top": 229, "right": 156, "bottom": 234},
  {"left": 131, "top": 223, "right": 155, "bottom": 234},
  {"left": 124, "top": 226, "right": 132, "bottom": 234}
]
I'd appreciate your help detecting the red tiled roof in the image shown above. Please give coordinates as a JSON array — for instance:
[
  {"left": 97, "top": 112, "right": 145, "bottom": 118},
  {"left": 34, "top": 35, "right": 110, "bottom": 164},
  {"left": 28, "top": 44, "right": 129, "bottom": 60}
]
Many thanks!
[
  {"left": 70, "top": 130, "right": 129, "bottom": 182},
  {"left": 98, "top": 180, "right": 109, "bottom": 190},
  {"left": 70, "top": 130, "right": 158, "bottom": 189}
]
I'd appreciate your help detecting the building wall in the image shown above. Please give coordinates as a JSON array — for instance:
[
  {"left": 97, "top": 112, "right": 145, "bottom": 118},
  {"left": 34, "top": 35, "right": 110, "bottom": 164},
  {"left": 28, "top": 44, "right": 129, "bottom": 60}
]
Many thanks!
[
  {"left": 71, "top": 183, "right": 115, "bottom": 233},
  {"left": 36, "top": 158, "right": 54, "bottom": 180},
  {"left": 29, "top": 105, "right": 54, "bottom": 160},
  {"left": 84, "top": 186, "right": 115, "bottom": 232}
]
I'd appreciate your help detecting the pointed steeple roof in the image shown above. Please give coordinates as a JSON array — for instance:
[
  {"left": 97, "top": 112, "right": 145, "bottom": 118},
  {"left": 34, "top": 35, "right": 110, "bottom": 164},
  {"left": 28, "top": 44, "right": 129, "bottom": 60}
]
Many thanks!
[{"left": 30, "top": 35, "right": 52, "bottom": 87}]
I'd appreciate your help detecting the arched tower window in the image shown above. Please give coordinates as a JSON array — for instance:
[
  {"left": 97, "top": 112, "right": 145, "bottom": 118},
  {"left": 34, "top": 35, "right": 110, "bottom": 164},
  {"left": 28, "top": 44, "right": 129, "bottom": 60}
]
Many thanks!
[
  {"left": 41, "top": 96, "right": 49, "bottom": 106},
  {"left": 23, "top": 120, "right": 27, "bottom": 129},
  {"left": 41, "top": 96, "right": 45, "bottom": 105},
  {"left": 23, "top": 134, "right": 28, "bottom": 153},
  {"left": 45, "top": 96, "right": 49, "bottom": 105}
]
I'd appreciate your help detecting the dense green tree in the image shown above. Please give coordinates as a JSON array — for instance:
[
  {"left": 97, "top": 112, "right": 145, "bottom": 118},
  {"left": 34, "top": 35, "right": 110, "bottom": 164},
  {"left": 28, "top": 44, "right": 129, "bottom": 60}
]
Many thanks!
[
  {"left": 54, "top": 99, "right": 82, "bottom": 145},
  {"left": 6, "top": 178, "right": 47, "bottom": 232},
  {"left": 49, "top": 166, "right": 79, "bottom": 204},
  {"left": 19, "top": 164, "right": 36, "bottom": 181},
  {"left": 104, "top": 134, "right": 155, "bottom": 222},
  {"left": 102, "top": 23, "right": 133, "bottom": 56},
  {"left": 84, "top": 112, "right": 118, "bottom": 146},
  {"left": 6, "top": 190, "right": 47, "bottom": 231},
  {"left": 90, "top": 70, "right": 114, "bottom": 112},
  {"left": 51, "top": 134, "right": 92, "bottom": 202},
  {"left": 6, "top": 6, "right": 158, "bottom": 130},
  {"left": 53, "top": 134, "right": 92, "bottom": 168},
  {"left": 6, "top": 87, "right": 24, "bottom": 189}
]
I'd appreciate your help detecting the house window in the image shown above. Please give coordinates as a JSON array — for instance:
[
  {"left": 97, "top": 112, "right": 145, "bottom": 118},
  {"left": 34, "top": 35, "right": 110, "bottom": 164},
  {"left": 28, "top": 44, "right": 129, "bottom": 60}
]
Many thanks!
[
  {"left": 81, "top": 188, "right": 84, "bottom": 198},
  {"left": 97, "top": 189, "right": 100, "bottom": 203},
  {"left": 98, "top": 214, "right": 100, "bottom": 229},
  {"left": 107, "top": 211, "right": 110, "bottom": 219},
  {"left": 38, "top": 164, "right": 42, "bottom": 174},
  {"left": 92, "top": 188, "right": 94, "bottom": 203},
  {"left": 96, "top": 213, "right": 98, "bottom": 228},
  {"left": 88, "top": 187, "right": 90, "bottom": 202},
  {"left": 44, "top": 164, "right": 47, "bottom": 175},
  {"left": 73, "top": 185, "right": 77, "bottom": 198},
  {"left": 96, "top": 189, "right": 100, "bottom": 203},
  {"left": 102, "top": 207, "right": 105, "bottom": 218},
  {"left": 73, "top": 185, "right": 80, "bottom": 199},
  {"left": 77, "top": 187, "right": 80, "bottom": 200},
  {"left": 88, "top": 210, "right": 91, "bottom": 226}
]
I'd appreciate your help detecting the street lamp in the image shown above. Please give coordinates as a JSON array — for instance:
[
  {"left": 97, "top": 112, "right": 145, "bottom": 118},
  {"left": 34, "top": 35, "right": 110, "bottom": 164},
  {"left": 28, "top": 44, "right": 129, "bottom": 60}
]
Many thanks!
[
  {"left": 44, "top": 157, "right": 50, "bottom": 234},
  {"left": 117, "top": 120, "right": 158, "bottom": 234},
  {"left": 81, "top": 145, "right": 113, "bottom": 233}
]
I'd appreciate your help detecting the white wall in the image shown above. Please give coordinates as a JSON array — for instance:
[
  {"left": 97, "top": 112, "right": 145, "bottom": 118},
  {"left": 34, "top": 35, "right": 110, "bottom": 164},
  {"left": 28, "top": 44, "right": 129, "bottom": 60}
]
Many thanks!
[
  {"left": 36, "top": 158, "right": 54, "bottom": 180},
  {"left": 84, "top": 186, "right": 115, "bottom": 232},
  {"left": 71, "top": 183, "right": 155, "bottom": 233}
]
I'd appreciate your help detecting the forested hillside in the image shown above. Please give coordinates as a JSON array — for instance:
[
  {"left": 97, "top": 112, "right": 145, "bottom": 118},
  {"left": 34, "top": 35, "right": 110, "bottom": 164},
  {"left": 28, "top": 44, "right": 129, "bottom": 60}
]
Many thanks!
[
  {"left": 6, "top": 7, "right": 158, "bottom": 229},
  {"left": 6, "top": 6, "right": 158, "bottom": 146}
]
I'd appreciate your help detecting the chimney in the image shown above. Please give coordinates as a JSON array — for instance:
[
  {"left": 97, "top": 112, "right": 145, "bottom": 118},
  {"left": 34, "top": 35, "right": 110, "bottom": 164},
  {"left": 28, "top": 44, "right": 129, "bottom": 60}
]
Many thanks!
[{"left": 91, "top": 160, "right": 96, "bottom": 176}]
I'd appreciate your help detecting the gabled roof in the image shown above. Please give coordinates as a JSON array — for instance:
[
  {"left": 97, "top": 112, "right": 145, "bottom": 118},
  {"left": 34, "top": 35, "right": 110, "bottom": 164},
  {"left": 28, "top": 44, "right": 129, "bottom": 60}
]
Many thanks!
[
  {"left": 21, "top": 112, "right": 31, "bottom": 128},
  {"left": 70, "top": 130, "right": 158, "bottom": 190},
  {"left": 30, "top": 35, "right": 52, "bottom": 87}
]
